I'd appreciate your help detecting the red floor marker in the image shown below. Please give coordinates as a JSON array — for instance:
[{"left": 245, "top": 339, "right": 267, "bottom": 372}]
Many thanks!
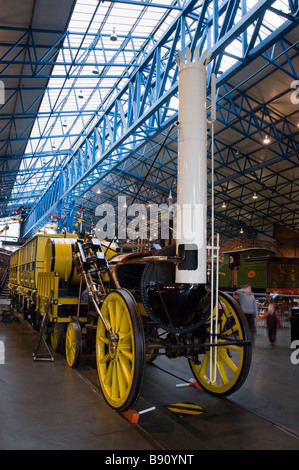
[
  {"left": 189, "top": 378, "right": 204, "bottom": 390},
  {"left": 122, "top": 409, "right": 140, "bottom": 423},
  {"left": 122, "top": 406, "right": 156, "bottom": 424}
]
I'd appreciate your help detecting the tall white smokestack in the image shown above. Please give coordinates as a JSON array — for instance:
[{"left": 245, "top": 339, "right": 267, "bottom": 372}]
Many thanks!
[{"left": 175, "top": 47, "right": 207, "bottom": 284}]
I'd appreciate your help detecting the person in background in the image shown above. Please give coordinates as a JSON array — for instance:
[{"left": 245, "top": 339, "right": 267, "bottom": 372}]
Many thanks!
[
  {"left": 259, "top": 299, "right": 283, "bottom": 347},
  {"left": 235, "top": 284, "right": 258, "bottom": 338}
]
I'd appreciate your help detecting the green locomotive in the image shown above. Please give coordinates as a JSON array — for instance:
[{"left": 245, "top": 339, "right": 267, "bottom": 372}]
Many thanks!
[{"left": 219, "top": 248, "right": 299, "bottom": 294}]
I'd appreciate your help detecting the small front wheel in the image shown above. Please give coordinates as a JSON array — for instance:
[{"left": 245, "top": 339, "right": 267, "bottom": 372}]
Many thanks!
[{"left": 96, "top": 289, "right": 145, "bottom": 411}]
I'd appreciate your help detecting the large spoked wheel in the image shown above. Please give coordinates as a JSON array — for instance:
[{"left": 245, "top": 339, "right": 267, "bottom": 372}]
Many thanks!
[
  {"left": 65, "top": 321, "right": 82, "bottom": 368},
  {"left": 189, "top": 291, "right": 252, "bottom": 397},
  {"left": 96, "top": 289, "right": 145, "bottom": 411}
]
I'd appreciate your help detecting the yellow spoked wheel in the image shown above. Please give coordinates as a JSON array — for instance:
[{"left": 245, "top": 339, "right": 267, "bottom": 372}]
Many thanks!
[
  {"left": 189, "top": 291, "right": 252, "bottom": 397},
  {"left": 65, "top": 321, "right": 82, "bottom": 368},
  {"left": 96, "top": 289, "right": 145, "bottom": 411},
  {"left": 50, "top": 322, "right": 64, "bottom": 352}
]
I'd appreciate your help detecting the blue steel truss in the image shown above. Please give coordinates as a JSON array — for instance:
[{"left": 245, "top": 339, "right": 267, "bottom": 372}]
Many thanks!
[{"left": 0, "top": 0, "right": 298, "bottom": 241}]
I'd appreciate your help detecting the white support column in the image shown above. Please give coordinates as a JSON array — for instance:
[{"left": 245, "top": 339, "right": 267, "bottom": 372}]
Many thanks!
[{"left": 175, "top": 47, "right": 207, "bottom": 284}]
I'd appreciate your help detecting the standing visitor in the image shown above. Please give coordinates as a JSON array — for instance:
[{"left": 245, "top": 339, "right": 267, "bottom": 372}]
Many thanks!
[
  {"left": 259, "top": 299, "right": 283, "bottom": 347},
  {"left": 236, "top": 285, "right": 258, "bottom": 338}
]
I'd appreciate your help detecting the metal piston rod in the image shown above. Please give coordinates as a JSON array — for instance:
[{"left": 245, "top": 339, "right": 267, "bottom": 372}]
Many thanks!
[
  {"left": 74, "top": 237, "right": 118, "bottom": 342},
  {"left": 209, "top": 72, "right": 218, "bottom": 384}
]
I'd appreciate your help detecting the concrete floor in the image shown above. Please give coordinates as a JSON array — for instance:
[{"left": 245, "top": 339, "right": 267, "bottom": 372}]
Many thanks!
[
  {"left": 137, "top": 324, "right": 299, "bottom": 450},
  {"left": 1, "top": 302, "right": 299, "bottom": 451},
  {"left": 0, "top": 306, "right": 157, "bottom": 451}
]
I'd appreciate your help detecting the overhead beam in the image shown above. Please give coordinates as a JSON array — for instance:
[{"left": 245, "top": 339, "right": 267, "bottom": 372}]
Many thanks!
[{"left": 21, "top": 0, "right": 299, "bottom": 237}]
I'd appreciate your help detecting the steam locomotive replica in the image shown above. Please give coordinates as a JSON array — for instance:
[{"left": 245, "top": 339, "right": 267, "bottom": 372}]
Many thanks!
[
  {"left": 7, "top": 48, "right": 252, "bottom": 412},
  {"left": 8, "top": 233, "right": 252, "bottom": 411}
]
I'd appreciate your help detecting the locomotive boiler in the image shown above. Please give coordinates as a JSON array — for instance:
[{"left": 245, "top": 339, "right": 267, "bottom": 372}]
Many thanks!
[{"left": 8, "top": 47, "right": 252, "bottom": 412}]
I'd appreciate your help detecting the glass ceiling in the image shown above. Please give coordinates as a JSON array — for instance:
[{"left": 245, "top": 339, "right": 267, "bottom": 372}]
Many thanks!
[
  {"left": 9, "top": 0, "right": 291, "bottom": 211},
  {"left": 11, "top": 0, "right": 182, "bottom": 201}
]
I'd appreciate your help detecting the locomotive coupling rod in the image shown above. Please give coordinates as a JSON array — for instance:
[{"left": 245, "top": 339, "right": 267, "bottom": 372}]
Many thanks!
[
  {"left": 203, "top": 339, "right": 251, "bottom": 348},
  {"left": 81, "top": 271, "right": 117, "bottom": 341},
  {"left": 90, "top": 294, "right": 118, "bottom": 342},
  {"left": 117, "top": 255, "right": 181, "bottom": 265}
]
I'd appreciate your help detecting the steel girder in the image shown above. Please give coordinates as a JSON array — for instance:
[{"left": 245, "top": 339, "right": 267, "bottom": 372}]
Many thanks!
[{"left": 11, "top": 0, "right": 299, "bottom": 239}]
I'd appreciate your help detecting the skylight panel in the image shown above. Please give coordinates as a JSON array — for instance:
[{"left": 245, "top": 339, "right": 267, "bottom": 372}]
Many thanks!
[{"left": 263, "top": 9, "right": 285, "bottom": 31}]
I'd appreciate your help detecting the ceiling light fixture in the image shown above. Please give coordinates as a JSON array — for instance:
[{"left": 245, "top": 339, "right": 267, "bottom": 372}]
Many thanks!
[
  {"left": 263, "top": 135, "right": 270, "bottom": 144},
  {"left": 78, "top": 89, "right": 84, "bottom": 99},
  {"left": 240, "top": 228, "right": 244, "bottom": 234},
  {"left": 252, "top": 193, "right": 258, "bottom": 199},
  {"left": 110, "top": 26, "right": 118, "bottom": 41},
  {"left": 221, "top": 202, "right": 227, "bottom": 208}
]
